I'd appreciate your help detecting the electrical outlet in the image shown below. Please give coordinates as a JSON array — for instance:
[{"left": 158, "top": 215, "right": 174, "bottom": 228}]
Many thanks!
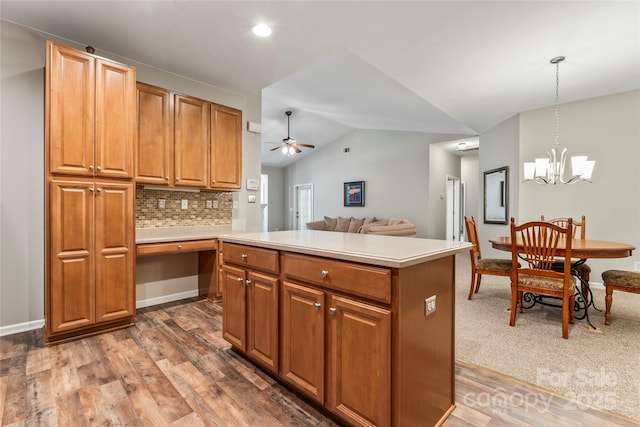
[
  {"left": 213, "top": 200, "right": 219, "bottom": 209},
  {"left": 157, "top": 199, "right": 165, "bottom": 209},
  {"left": 634, "top": 261, "right": 640, "bottom": 272},
  {"left": 233, "top": 201, "right": 238, "bottom": 209},
  {"left": 424, "top": 295, "right": 437, "bottom": 317},
  {"left": 206, "top": 200, "right": 213, "bottom": 209},
  {"left": 181, "top": 199, "right": 188, "bottom": 210}
]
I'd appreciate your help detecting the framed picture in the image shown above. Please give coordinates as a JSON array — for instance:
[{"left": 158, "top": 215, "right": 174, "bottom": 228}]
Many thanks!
[
  {"left": 484, "top": 166, "right": 508, "bottom": 224},
  {"left": 344, "top": 181, "right": 365, "bottom": 207}
]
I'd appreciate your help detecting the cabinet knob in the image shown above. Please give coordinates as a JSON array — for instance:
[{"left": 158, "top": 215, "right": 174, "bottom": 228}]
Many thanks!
[
  {"left": 314, "top": 302, "right": 321, "bottom": 310},
  {"left": 321, "top": 270, "right": 329, "bottom": 278},
  {"left": 241, "top": 254, "right": 248, "bottom": 259},
  {"left": 212, "top": 180, "right": 216, "bottom": 184},
  {"left": 96, "top": 166, "right": 102, "bottom": 172},
  {"left": 165, "top": 176, "right": 170, "bottom": 180},
  {"left": 329, "top": 307, "right": 337, "bottom": 315},
  {"left": 245, "top": 280, "right": 251, "bottom": 286},
  {"left": 88, "top": 188, "right": 95, "bottom": 193},
  {"left": 89, "top": 165, "right": 94, "bottom": 171},
  {"left": 177, "top": 244, "right": 183, "bottom": 250},
  {"left": 96, "top": 188, "right": 102, "bottom": 192},
  {"left": 236, "top": 277, "right": 243, "bottom": 283},
  {"left": 175, "top": 177, "right": 180, "bottom": 182}
]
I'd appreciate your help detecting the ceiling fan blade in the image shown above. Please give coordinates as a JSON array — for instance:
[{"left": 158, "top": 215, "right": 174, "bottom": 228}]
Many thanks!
[
  {"left": 293, "top": 145, "right": 302, "bottom": 153},
  {"left": 295, "top": 143, "right": 315, "bottom": 149},
  {"left": 270, "top": 144, "right": 285, "bottom": 151}
]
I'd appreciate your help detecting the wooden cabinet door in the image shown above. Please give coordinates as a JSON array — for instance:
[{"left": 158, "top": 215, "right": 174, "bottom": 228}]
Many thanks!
[
  {"left": 94, "top": 181, "right": 135, "bottom": 323},
  {"left": 174, "top": 94, "right": 208, "bottom": 187},
  {"left": 247, "top": 271, "right": 278, "bottom": 373},
  {"left": 48, "top": 179, "right": 95, "bottom": 333},
  {"left": 281, "top": 281, "right": 325, "bottom": 403},
  {"left": 136, "top": 83, "right": 173, "bottom": 185},
  {"left": 210, "top": 104, "right": 242, "bottom": 189},
  {"left": 222, "top": 264, "right": 247, "bottom": 350},
  {"left": 95, "top": 58, "right": 135, "bottom": 179},
  {"left": 327, "top": 295, "right": 391, "bottom": 427},
  {"left": 47, "top": 42, "right": 95, "bottom": 177}
]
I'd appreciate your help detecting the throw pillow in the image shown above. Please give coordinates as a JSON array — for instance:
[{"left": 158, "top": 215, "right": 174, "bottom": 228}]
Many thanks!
[
  {"left": 307, "top": 221, "right": 326, "bottom": 231},
  {"left": 388, "top": 217, "right": 405, "bottom": 225},
  {"left": 363, "top": 216, "right": 378, "bottom": 225},
  {"left": 348, "top": 217, "right": 365, "bottom": 233},
  {"left": 324, "top": 216, "right": 337, "bottom": 231},
  {"left": 335, "top": 216, "right": 352, "bottom": 232}
]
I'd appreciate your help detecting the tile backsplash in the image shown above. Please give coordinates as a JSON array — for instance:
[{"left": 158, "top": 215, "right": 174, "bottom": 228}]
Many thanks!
[{"left": 136, "top": 188, "right": 232, "bottom": 228}]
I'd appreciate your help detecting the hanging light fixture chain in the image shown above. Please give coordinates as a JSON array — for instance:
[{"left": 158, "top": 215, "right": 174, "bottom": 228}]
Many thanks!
[{"left": 554, "top": 58, "right": 560, "bottom": 149}]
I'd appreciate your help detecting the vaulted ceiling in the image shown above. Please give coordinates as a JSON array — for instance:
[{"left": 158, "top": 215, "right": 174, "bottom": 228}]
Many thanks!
[{"left": 2, "top": 1, "right": 638, "bottom": 167}]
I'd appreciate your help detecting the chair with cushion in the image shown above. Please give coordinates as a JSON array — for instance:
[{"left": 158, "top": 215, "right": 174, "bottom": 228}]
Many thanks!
[
  {"left": 509, "top": 218, "right": 576, "bottom": 339},
  {"left": 541, "top": 215, "right": 591, "bottom": 299},
  {"left": 601, "top": 270, "right": 640, "bottom": 325},
  {"left": 464, "top": 216, "right": 513, "bottom": 300}
]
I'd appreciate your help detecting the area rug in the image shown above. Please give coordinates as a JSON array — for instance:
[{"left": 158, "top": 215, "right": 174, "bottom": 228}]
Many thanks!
[{"left": 454, "top": 253, "right": 640, "bottom": 422}]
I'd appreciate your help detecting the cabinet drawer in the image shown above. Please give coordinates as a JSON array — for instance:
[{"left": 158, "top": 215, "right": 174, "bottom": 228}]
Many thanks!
[
  {"left": 283, "top": 253, "right": 391, "bottom": 304},
  {"left": 223, "top": 243, "right": 279, "bottom": 274},
  {"left": 137, "top": 239, "right": 217, "bottom": 257}
]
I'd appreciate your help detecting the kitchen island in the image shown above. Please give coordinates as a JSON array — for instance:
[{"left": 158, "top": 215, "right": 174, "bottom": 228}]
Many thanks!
[{"left": 219, "top": 230, "right": 471, "bottom": 427}]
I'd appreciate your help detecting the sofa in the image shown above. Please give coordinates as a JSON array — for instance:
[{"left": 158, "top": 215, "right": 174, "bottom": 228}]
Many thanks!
[{"left": 306, "top": 216, "right": 417, "bottom": 237}]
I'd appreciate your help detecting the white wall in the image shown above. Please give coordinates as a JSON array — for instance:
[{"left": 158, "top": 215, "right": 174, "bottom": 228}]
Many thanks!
[
  {"left": 262, "top": 166, "right": 285, "bottom": 231},
  {"left": 0, "top": 20, "right": 262, "bottom": 331},
  {"left": 283, "top": 129, "right": 469, "bottom": 238},
  {"left": 461, "top": 156, "right": 479, "bottom": 222},
  {"left": 519, "top": 90, "right": 640, "bottom": 281},
  {"left": 477, "top": 114, "right": 520, "bottom": 258}
]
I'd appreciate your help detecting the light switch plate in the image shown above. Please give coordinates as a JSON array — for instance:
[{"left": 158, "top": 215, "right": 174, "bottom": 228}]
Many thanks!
[
  {"left": 424, "top": 295, "right": 437, "bottom": 317},
  {"left": 213, "top": 200, "right": 219, "bottom": 209},
  {"left": 248, "top": 194, "right": 256, "bottom": 203},
  {"left": 181, "top": 199, "right": 188, "bottom": 210},
  {"left": 158, "top": 199, "right": 165, "bottom": 209},
  {"left": 206, "top": 200, "right": 213, "bottom": 209}
]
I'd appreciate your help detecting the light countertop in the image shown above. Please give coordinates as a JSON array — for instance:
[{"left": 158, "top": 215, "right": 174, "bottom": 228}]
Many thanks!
[
  {"left": 220, "top": 230, "right": 472, "bottom": 268},
  {"left": 136, "top": 225, "right": 232, "bottom": 244}
]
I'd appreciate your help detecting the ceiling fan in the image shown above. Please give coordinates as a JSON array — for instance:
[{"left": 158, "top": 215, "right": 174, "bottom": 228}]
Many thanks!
[{"left": 268, "top": 111, "right": 315, "bottom": 156}]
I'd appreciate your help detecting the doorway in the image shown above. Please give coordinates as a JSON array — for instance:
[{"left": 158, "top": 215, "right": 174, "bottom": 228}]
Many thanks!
[
  {"left": 293, "top": 183, "right": 313, "bottom": 230},
  {"left": 445, "top": 176, "right": 464, "bottom": 241}
]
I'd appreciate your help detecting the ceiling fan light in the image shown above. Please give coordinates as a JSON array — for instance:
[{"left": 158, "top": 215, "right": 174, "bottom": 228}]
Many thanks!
[
  {"left": 252, "top": 23, "right": 272, "bottom": 37},
  {"left": 582, "top": 160, "right": 595, "bottom": 180},
  {"left": 288, "top": 146, "right": 296, "bottom": 155},
  {"left": 281, "top": 146, "right": 288, "bottom": 155}
]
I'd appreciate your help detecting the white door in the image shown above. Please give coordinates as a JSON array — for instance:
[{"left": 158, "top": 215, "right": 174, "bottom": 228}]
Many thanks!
[
  {"left": 294, "top": 184, "right": 313, "bottom": 230},
  {"left": 445, "top": 176, "right": 461, "bottom": 241}
]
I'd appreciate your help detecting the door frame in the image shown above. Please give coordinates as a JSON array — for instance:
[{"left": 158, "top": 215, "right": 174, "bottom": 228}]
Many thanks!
[{"left": 293, "top": 183, "right": 313, "bottom": 230}]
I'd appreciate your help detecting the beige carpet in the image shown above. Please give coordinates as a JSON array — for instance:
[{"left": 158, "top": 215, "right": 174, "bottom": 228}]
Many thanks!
[{"left": 454, "top": 253, "right": 640, "bottom": 422}]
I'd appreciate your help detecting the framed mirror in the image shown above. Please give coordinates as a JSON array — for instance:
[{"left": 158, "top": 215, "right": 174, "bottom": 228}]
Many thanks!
[{"left": 484, "top": 166, "right": 508, "bottom": 224}]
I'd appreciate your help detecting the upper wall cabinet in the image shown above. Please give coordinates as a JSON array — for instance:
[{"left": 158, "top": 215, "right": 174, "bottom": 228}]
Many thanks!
[
  {"left": 136, "top": 82, "right": 173, "bottom": 185},
  {"left": 210, "top": 104, "right": 242, "bottom": 190},
  {"left": 47, "top": 42, "right": 135, "bottom": 179},
  {"left": 136, "top": 82, "right": 243, "bottom": 190},
  {"left": 174, "top": 94, "right": 209, "bottom": 187}
]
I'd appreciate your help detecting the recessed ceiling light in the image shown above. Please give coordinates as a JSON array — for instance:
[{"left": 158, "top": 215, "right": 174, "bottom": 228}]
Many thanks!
[{"left": 252, "top": 23, "right": 272, "bottom": 37}]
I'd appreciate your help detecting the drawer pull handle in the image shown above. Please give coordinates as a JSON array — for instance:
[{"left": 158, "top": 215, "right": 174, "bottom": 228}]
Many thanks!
[
  {"left": 177, "top": 245, "right": 183, "bottom": 250},
  {"left": 241, "top": 254, "right": 248, "bottom": 259},
  {"left": 321, "top": 270, "right": 329, "bottom": 278},
  {"left": 314, "top": 302, "right": 321, "bottom": 310},
  {"left": 236, "top": 277, "right": 243, "bottom": 283},
  {"left": 245, "top": 280, "right": 251, "bottom": 286},
  {"left": 329, "top": 307, "right": 337, "bottom": 315}
]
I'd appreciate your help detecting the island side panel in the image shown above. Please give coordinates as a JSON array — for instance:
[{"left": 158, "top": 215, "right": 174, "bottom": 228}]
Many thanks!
[{"left": 393, "top": 254, "right": 455, "bottom": 426}]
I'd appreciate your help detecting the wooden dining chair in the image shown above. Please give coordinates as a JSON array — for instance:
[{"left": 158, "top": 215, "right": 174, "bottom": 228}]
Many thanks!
[
  {"left": 601, "top": 270, "right": 640, "bottom": 325},
  {"left": 509, "top": 218, "right": 577, "bottom": 339},
  {"left": 541, "top": 215, "right": 591, "bottom": 296},
  {"left": 464, "top": 216, "right": 513, "bottom": 300}
]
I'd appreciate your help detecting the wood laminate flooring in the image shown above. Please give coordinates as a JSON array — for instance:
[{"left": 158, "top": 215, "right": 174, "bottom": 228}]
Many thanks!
[{"left": 1, "top": 298, "right": 638, "bottom": 426}]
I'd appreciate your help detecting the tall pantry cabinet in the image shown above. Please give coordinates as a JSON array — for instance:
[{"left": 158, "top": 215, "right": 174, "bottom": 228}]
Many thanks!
[{"left": 45, "top": 41, "right": 136, "bottom": 343}]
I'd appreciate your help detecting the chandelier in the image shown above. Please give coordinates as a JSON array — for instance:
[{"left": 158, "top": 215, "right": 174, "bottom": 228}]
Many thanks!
[{"left": 523, "top": 56, "right": 595, "bottom": 185}]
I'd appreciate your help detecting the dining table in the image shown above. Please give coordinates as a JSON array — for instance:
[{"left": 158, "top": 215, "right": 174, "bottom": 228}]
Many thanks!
[{"left": 488, "top": 236, "right": 635, "bottom": 330}]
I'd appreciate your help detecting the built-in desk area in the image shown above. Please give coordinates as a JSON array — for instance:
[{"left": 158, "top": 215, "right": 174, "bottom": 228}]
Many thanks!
[{"left": 135, "top": 226, "right": 232, "bottom": 301}]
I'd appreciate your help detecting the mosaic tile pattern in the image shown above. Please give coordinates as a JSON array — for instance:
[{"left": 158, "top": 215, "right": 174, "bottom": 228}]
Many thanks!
[{"left": 136, "top": 188, "right": 232, "bottom": 228}]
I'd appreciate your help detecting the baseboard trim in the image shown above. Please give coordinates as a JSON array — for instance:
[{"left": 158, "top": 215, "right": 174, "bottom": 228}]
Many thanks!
[
  {"left": 0, "top": 290, "right": 201, "bottom": 337},
  {"left": 136, "top": 290, "right": 200, "bottom": 309},
  {"left": 0, "top": 319, "right": 45, "bottom": 337}
]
